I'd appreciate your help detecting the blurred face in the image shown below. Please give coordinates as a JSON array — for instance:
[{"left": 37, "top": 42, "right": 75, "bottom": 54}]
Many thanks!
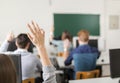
[{"left": 61, "top": 32, "right": 66, "bottom": 40}]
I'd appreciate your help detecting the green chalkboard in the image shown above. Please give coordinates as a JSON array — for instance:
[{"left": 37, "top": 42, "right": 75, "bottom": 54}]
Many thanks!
[{"left": 54, "top": 14, "right": 100, "bottom": 37}]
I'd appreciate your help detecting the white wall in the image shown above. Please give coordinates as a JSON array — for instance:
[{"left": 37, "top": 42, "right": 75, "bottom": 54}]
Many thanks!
[
  {"left": 0, "top": 0, "right": 52, "bottom": 45},
  {"left": 106, "top": 0, "right": 120, "bottom": 49}
]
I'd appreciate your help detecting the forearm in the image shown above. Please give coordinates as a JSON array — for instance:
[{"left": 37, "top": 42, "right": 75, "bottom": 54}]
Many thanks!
[
  {"left": 0, "top": 41, "right": 9, "bottom": 52},
  {"left": 63, "top": 50, "right": 69, "bottom": 61},
  {"left": 27, "top": 21, "right": 56, "bottom": 83},
  {"left": 37, "top": 46, "right": 56, "bottom": 83},
  {"left": 42, "top": 66, "right": 56, "bottom": 83},
  {"left": 37, "top": 46, "right": 52, "bottom": 66}
]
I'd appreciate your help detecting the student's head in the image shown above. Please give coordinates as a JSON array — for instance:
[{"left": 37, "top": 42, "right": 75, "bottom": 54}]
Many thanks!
[
  {"left": 0, "top": 54, "right": 16, "bottom": 83},
  {"left": 77, "top": 30, "right": 89, "bottom": 44},
  {"left": 16, "top": 33, "right": 30, "bottom": 49},
  {"left": 61, "top": 31, "right": 72, "bottom": 42}
]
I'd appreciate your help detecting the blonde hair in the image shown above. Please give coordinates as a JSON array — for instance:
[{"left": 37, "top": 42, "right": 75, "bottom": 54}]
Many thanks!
[{"left": 77, "top": 30, "right": 89, "bottom": 42}]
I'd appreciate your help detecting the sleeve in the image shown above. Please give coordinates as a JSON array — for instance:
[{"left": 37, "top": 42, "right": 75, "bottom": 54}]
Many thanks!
[
  {"left": 0, "top": 41, "right": 9, "bottom": 52},
  {"left": 64, "top": 50, "right": 74, "bottom": 66},
  {"left": 97, "top": 50, "right": 101, "bottom": 59},
  {"left": 93, "top": 47, "right": 100, "bottom": 59},
  {"left": 42, "top": 65, "right": 56, "bottom": 83},
  {"left": 34, "top": 55, "right": 42, "bottom": 72}
]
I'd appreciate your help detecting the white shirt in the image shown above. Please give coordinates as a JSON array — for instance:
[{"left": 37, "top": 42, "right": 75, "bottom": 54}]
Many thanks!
[{"left": 0, "top": 41, "right": 42, "bottom": 80}]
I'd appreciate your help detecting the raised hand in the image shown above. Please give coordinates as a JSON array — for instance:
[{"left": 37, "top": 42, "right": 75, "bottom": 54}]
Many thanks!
[
  {"left": 63, "top": 39, "right": 70, "bottom": 50},
  {"left": 27, "top": 21, "right": 45, "bottom": 48},
  {"left": 6, "top": 32, "right": 14, "bottom": 42},
  {"left": 27, "top": 21, "right": 52, "bottom": 66}
]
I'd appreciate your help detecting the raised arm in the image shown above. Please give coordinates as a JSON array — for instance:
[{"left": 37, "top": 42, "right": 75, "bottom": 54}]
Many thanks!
[
  {"left": 27, "top": 21, "right": 56, "bottom": 83},
  {"left": 0, "top": 32, "right": 14, "bottom": 52}
]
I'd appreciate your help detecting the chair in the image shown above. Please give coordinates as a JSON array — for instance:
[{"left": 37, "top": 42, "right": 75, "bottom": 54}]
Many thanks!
[
  {"left": 73, "top": 53, "right": 98, "bottom": 79},
  {"left": 22, "top": 78, "right": 35, "bottom": 83},
  {"left": 76, "top": 69, "right": 100, "bottom": 79},
  {"left": 73, "top": 53, "right": 98, "bottom": 72}
]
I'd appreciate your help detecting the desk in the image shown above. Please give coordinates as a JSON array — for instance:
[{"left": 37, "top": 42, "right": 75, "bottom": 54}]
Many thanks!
[
  {"left": 56, "top": 56, "right": 109, "bottom": 67},
  {"left": 69, "top": 77, "right": 119, "bottom": 83},
  {"left": 56, "top": 56, "right": 110, "bottom": 77}
]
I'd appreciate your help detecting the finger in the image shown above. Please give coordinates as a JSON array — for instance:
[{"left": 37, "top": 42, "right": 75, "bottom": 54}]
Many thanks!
[
  {"left": 11, "top": 32, "right": 14, "bottom": 38},
  {"left": 32, "top": 21, "right": 38, "bottom": 32},
  {"left": 36, "top": 23, "right": 41, "bottom": 31},
  {"left": 27, "top": 24, "right": 35, "bottom": 35},
  {"left": 27, "top": 33, "right": 33, "bottom": 42},
  {"left": 36, "top": 23, "right": 43, "bottom": 36},
  {"left": 40, "top": 29, "right": 45, "bottom": 36}
]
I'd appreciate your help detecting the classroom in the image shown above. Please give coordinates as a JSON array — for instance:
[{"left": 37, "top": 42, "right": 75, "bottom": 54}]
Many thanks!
[{"left": 0, "top": 0, "right": 120, "bottom": 83}]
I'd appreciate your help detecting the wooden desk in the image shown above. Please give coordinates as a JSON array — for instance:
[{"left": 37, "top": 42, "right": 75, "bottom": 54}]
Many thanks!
[{"left": 69, "top": 77, "right": 119, "bottom": 83}]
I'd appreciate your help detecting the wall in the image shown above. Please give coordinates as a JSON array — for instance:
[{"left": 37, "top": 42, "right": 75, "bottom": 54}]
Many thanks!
[
  {"left": 0, "top": 0, "right": 52, "bottom": 45},
  {"left": 106, "top": 0, "right": 120, "bottom": 49}
]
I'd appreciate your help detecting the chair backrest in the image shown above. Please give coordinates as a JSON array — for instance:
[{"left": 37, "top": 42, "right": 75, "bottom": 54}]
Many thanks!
[
  {"left": 73, "top": 53, "right": 98, "bottom": 72},
  {"left": 76, "top": 69, "right": 100, "bottom": 79},
  {"left": 22, "top": 78, "right": 35, "bottom": 83}
]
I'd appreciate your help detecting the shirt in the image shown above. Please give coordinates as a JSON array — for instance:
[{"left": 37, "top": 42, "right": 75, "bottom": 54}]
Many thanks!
[
  {"left": 0, "top": 41, "right": 42, "bottom": 80},
  {"left": 64, "top": 44, "right": 99, "bottom": 66}
]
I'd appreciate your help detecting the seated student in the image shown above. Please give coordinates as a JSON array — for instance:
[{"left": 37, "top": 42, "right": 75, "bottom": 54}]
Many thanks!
[
  {"left": 7, "top": 38, "right": 35, "bottom": 53},
  {"left": 0, "top": 21, "right": 56, "bottom": 83},
  {"left": 63, "top": 30, "right": 99, "bottom": 79},
  {"left": 0, "top": 33, "right": 42, "bottom": 83},
  {"left": 64, "top": 30, "right": 99, "bottom": 65},
  {"left": 50, "top": 27, "right": 73, "bottom": 54}
]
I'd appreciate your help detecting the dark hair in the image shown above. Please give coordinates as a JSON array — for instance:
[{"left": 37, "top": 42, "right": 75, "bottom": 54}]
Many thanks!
[
  {"left": 0, "top": 54, "right": 17, "bottom": 83},
  {"left": 62, "top": 31, "right": 72, "bottom": 42},
  {"left": 7, "top": 38, "right": 34, "bottom": 53},
  {"left": 16, "top": 33, "right": 30, "bottom": 49}
]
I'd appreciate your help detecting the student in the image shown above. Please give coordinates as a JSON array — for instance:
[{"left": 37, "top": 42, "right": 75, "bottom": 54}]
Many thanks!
[
  {"left": 64, "top": 30, "right": 99, "bottom": 65},
  {"left": 0, "top": 54, "right": 16, "bottom": 83},
  {"left": 63, "top": 30, "right": 99, "bottom": 80},
  {"left": 0, "top": 33, "right": 42, "bottom": 82},
  {"left": 50, "top": 28, "right": 73, "bottom": 53},
  {"left": 27, "top": 21, "right": 56, "bottom": 83},
  {"left": 0, "top": 21, "right": 56, "bottom": 83},
  {"left": 7, "top": 38, "right": 34, "bottom": 53}
]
